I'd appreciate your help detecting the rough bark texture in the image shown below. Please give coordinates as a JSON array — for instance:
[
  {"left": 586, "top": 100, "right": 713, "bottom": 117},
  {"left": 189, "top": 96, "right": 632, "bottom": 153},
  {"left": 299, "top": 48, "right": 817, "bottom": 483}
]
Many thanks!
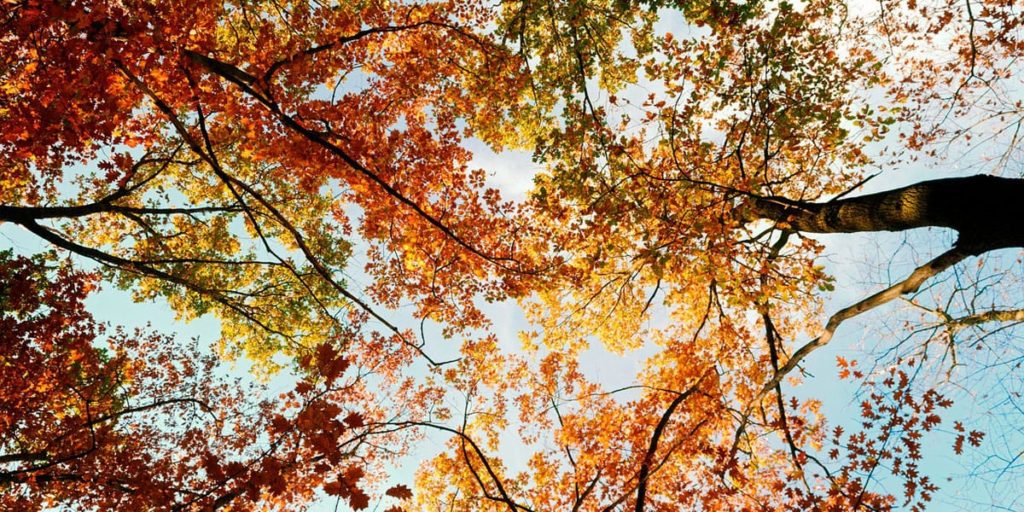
[{"left": 741, "top": 175, "right": 1024, "bottom": 252}]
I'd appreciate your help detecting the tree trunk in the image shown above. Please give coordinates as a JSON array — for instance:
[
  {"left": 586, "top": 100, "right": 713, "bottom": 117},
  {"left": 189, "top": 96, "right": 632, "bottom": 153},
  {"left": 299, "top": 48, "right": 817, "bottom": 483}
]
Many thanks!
[{"left": 740, "top": 175, "right": 1024, "bottom": 253}]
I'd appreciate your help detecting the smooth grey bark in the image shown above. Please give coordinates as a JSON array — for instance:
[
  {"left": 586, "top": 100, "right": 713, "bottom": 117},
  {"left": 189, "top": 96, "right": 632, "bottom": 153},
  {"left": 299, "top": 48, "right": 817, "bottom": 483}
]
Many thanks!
[{"left": 740, "top": 175, "right": 1024, "bottom": 253}]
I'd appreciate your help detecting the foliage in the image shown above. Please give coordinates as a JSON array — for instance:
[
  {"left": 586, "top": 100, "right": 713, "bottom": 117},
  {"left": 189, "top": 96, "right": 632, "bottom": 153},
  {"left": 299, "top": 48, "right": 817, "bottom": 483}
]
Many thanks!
[
  {"left": 2, "top": 0, "right": 1023, "bottom": 510},
  {"left": 0, "top": 250, "right": 420, "bottom": 510}
]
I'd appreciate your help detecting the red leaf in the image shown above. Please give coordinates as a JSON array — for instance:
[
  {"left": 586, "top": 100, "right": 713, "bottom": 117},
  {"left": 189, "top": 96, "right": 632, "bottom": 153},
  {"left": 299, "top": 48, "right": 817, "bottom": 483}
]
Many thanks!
[
  {"left": 349, "top": 490, "right": 370, "bottom": 510},
  {"left": 323, "top": 479, "right": 347, "bottom": 497},
  {"left": 270, "top": 414, "right": 291, "bottom": 434},
  {"left": 344, "top": 412, "right": 365, "bottom": 429},
  {"left": 385, "top": 484, "right": 413, "bottom": 500},
  {"left": 295, "top": 381, "right": 314, "bottom": 395},
  {"left": 342, "top": 466, "right": 364, "bottom": 484}
]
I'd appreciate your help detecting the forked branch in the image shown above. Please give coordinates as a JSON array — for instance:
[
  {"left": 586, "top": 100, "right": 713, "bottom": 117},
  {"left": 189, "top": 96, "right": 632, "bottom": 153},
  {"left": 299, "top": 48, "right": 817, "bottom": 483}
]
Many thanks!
[{"left": 760, "top": 246, "right": 971, "bottom": 396}]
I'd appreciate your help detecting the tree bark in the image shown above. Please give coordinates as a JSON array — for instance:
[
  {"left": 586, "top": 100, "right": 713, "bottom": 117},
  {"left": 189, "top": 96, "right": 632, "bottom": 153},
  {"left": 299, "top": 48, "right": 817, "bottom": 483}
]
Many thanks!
[{"left": 740, "top": 175, "right": 1024, "bottom": 253}]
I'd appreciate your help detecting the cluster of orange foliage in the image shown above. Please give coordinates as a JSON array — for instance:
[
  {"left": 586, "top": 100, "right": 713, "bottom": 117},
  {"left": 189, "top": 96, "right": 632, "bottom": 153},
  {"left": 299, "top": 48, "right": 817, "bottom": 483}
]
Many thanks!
[{"left": 2, "top": 0, "right": 1021, "bottom": 510}]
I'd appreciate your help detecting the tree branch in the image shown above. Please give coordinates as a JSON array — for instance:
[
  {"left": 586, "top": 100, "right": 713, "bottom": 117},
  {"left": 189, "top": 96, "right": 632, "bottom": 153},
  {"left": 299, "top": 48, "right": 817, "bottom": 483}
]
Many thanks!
[
  {"left": 759, "top": 246, "right": 971, "bottom": 396},
  {"left": 739, "top": 175, "right": 1024, "bottom": 251}
]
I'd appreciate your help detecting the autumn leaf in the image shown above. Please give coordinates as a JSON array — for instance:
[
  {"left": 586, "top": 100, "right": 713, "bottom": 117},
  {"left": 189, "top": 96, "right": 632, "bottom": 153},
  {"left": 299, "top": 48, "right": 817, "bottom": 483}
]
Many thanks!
[
  {"left": 349, "top": 491, "right": 371, "bottom": 511},
  {"left": 385, "top": 484, "right": 413, "bottom": 500},
  {"left": 344, "top": 412, "right": 365, "bottom": 429}
]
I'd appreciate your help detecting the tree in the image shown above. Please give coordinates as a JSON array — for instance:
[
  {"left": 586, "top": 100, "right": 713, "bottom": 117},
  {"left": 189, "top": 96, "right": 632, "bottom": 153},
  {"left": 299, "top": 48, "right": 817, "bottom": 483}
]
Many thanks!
[
  {"left": 0, "top": 250, "right": 422, "bottom": 511},
  {"left": 3, "top": 0, "right": 526, "bottom": 508},
  {"left": 1, "top": 0, "right": 1022, "bottom": 510},
  {"left": 416, "top": 1, "right": 1024, "bottom": 510}
]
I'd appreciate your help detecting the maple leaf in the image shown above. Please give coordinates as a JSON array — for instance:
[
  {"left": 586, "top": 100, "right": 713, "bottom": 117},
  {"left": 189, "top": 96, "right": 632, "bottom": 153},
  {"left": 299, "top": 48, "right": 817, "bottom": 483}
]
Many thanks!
[
  {"left": 349, "top": 490, "right": 371, "bottom": 511},
  {"left": 344, "top": 412, "right": 365, "bottom": 429},
  {"left": 968, "top": 430, "right": 985, "bottom": 448}
]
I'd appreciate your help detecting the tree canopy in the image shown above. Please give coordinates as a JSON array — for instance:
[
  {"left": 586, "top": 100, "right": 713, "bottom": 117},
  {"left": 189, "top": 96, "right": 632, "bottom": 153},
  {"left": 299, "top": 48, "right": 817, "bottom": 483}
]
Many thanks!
[{"left": 2, "top": 0, "right": 1023, "bottom": 510}]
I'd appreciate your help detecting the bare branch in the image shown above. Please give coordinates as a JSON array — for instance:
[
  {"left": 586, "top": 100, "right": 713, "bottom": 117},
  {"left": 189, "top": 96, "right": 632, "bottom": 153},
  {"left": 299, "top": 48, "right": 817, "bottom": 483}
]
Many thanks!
[{"left": 760, "top": 246, "right": 971, "bottom": 396}]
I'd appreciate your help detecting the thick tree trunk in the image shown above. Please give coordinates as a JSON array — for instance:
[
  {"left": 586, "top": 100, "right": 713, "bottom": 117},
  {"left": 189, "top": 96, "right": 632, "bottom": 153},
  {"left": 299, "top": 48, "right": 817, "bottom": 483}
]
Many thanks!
[{"left": 741, "top": 175, "right": 1024, "bottom": 252}]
